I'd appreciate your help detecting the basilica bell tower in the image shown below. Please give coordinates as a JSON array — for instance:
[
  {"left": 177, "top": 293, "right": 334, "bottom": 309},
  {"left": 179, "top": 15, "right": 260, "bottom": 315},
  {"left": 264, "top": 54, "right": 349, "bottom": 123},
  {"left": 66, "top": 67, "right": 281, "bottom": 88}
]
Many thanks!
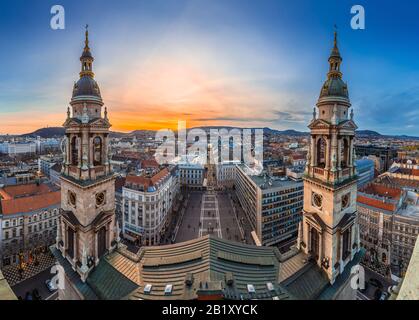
[
  {"left": 298, "top": 32, "right": 360, "bottom": 284},
  {"left": 57, "top": 27, "right": 117, "bottom": 282}
]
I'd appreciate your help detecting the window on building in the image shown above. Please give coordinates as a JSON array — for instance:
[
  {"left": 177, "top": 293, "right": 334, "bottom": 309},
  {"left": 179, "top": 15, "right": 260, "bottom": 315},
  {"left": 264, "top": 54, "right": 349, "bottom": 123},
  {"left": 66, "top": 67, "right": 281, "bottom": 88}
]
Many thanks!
[
  {"left": 93, "top": 136, "right": 102, "bottom": 166},
  {"left": 71, "top": 136, "right": 79, "bottom": 166}
]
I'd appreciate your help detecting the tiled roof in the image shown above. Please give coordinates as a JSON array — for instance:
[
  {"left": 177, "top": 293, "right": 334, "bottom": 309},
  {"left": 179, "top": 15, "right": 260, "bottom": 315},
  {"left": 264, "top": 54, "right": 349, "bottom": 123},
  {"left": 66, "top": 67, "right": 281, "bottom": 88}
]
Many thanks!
[
  {"left": 141, "top": 159, "right": 160, "bottom": 169},
  {"left": 357, "top": 194, "right": 397, "bottom": 212},
  {"left": 360, "top": 183, "right": 402, "bottom": 199},
  {"left": 0, "top": 183, "right": 52, "bottom": 200},
  {"left": 125, "top": 168, "right": 170, "bottom": 190},
  {"left": 0, "top": 191, "right": 60, "bottom": 215}
]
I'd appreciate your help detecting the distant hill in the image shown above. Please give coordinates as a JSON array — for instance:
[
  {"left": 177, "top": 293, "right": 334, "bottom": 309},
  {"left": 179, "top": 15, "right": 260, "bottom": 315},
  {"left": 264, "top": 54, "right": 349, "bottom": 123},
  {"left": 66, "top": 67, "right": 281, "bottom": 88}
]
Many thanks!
[
  {"left": 355, "top": 130, "right": 382, "bottom": 137},
  {"left": 21, "top": 126, "right": 418, "bottom": 140},
  {"left": 21, "top": 127, "right": 127, "bottom": 139},
  {"left": 21, "top": 127, "right": 65, "bottom": 138}
]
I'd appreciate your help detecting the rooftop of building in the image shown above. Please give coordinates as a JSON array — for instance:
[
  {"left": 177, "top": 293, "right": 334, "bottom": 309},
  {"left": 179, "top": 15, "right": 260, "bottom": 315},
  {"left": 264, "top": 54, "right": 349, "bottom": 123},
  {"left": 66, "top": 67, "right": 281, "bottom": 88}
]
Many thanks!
[
  {"left": 0, "top": 182, "right": 60, "bottom": 215},
  {"left": 376, "top": 174, "right": 419, "bottom": 191},
  {"left": 124, "top": 167, "right": 173, "bottom": 192},
  {"left": 52, "top": 234, "right": 364, "bottom": 301},
  {"left": 238, "top": 164, "right": 302, "bottom": 190},
  {"left": 357, "top": 183, "right": 402, "bottom": 213}
]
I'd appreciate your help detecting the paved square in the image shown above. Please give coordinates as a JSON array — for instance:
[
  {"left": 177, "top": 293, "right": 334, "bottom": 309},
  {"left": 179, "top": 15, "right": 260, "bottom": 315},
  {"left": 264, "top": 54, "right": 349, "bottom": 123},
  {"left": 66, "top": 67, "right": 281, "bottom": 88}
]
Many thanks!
[{"left": 174, "top": 191, "right": 251, "bottom": 244}]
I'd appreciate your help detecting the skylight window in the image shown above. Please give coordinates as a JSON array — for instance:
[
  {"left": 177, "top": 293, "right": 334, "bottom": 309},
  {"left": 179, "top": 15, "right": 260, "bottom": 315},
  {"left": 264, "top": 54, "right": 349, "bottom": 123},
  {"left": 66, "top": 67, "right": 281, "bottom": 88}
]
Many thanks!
[
  {"left": 247, "top": 284, "right": 256, "bottom": 294},
  {"left": 144, "top": 284, "right": 152, "bottom": 294},
  {"left": 165, "top": 284, "right": 173, "bottom": 295}
]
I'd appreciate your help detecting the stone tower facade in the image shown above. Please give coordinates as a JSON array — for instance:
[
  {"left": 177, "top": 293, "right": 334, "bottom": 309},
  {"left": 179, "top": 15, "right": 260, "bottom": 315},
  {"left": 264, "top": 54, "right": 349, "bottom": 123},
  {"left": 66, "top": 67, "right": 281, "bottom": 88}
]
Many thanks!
[
  {"left": 298, "top": 32, "right": 360, "bottom": 284},
  {"left": 57, "top": 28, "right": 116, "bottom": 282}
]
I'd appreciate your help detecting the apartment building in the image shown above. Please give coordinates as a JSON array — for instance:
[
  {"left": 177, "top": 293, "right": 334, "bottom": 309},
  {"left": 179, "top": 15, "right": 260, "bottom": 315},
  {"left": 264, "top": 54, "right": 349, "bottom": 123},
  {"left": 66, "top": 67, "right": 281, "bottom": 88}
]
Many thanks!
[
  {"left": 0, "top": 182, "right": 61, "bottom": 267},
  {"left": 122, "top": 166, "right": 179, "bottom": 246},
  {"left": 235, "top": 164, "right": 304, "bottom": 247}
]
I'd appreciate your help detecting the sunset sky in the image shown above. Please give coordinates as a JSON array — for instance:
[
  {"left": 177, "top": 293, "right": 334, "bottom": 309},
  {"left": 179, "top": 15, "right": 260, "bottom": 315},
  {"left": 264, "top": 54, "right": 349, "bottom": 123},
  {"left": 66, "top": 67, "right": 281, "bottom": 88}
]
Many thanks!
[{"left": 0, "top": 0, "right": 418, "bottom": 135}]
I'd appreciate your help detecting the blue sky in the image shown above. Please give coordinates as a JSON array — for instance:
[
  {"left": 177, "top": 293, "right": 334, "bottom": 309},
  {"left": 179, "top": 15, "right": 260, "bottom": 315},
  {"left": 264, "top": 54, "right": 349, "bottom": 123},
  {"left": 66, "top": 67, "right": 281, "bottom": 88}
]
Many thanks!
[{"left": 0, "top": 0, "right": 418, "bottom": 135}]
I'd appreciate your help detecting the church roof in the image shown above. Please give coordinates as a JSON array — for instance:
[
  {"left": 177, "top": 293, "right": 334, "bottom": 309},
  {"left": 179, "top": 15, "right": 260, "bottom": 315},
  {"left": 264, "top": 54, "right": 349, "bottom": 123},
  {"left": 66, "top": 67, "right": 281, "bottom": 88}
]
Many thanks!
[
  {"left": 53, "top": 234, "right": 365, "bottom": 300},
  {"left": 60, "top": 235, "right": 293, "bottom": 300}
]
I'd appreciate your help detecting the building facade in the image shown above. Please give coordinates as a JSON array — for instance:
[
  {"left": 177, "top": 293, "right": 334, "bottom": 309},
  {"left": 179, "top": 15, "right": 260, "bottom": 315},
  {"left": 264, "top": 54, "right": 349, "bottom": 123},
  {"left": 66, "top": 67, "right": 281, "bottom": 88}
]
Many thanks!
[
  {"left": 0, "top": 183, "right": 60, "bottom": 267},
  {"left": 358, "top": 183, "right": 419, "bottom": 276},
  {"left": 355, "top": 158, "right": 375, "bottom": 187},
  {"left": 0, "top": 142, "right": 37, "bottom": 156},
  {"left": 216, "top": 160, "right": 239, "bottom": 189},
  {"left": 179, "top": 163, "right": 204, "bottom": 190},
  {"left": 355, "top": 145, "right": 398, "bottom": 173},
  {"left": 235, "top": 164, "right": 304, "bottom": 247},
  {"left": 122, "top": 167, "right": 179, "bottom": 245}
]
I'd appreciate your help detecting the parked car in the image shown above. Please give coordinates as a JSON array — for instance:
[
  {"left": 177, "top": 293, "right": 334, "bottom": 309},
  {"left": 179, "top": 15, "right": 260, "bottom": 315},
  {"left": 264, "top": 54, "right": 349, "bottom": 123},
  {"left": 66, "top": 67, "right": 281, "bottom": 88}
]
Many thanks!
[{"left": 45, "top": 279, "right": 56, "bottom": 292}]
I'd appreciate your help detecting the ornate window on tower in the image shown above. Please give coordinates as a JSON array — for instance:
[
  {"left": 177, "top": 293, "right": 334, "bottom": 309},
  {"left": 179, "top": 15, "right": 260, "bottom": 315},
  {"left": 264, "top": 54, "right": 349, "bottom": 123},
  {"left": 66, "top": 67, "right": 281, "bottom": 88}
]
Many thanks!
[
  {"left": 310, "top": 227, "right": 320, "bottom": 259},
  {"left": 93, "top": 136, "right": 102, "bottom": 166},
  {"left": 342, "top": 228, "right": 351, "bottom": 261},
  {"left": 317, "top": 137, "right": 326, "bottom": 167},
  {"left": 340, "top": 138, "right": 349, "bottom": 168},
  {"left": 71, "top": 136, "right": 79, "bottom": 166}
]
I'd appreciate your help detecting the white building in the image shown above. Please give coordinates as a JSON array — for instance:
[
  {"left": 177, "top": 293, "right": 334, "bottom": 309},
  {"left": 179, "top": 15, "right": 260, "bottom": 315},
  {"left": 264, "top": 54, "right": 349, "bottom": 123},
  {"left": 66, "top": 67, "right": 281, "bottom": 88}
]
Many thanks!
[
  {"left": 122, "top": 166, "right": 179, "bottom": 245},
  {"left": 0, "top": 142, "right": 36, "bottom": 156},
  {"left": 216, "top": 160, "right": 240, "bottom": 188}
]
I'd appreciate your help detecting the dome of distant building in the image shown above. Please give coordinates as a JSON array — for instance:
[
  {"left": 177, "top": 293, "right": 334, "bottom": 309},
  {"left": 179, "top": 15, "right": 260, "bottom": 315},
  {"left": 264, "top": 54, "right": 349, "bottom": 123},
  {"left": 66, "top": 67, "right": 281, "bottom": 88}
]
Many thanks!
[{"left": 72, "top": 76, "right": 101, "bottom": 98}]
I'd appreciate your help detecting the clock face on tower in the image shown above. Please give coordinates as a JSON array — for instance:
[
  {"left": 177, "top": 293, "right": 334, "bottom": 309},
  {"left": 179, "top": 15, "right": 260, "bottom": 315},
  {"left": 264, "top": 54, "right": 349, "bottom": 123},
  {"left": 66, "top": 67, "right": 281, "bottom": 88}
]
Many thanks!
[
  {"left": 96, "top": 192, "right": 106, "bottom": 207},
  {"left": 312, "top": 192, "right": 323, "bottom": 209}
]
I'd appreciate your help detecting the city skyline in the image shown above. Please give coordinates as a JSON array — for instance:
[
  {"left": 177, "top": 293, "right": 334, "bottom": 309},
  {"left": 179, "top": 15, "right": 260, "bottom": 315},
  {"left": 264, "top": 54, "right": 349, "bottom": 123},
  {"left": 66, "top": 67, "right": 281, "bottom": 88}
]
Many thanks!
[{"left": 1, "top": 0, "right": 419, "bottom": 136}]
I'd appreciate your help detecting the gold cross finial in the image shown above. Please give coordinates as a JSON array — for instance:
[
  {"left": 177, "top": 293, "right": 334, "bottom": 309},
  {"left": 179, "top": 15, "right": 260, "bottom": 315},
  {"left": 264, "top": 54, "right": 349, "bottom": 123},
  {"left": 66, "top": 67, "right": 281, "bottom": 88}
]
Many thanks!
[{"left": 84, "top": 24, "right": 90, "bottom": 49}]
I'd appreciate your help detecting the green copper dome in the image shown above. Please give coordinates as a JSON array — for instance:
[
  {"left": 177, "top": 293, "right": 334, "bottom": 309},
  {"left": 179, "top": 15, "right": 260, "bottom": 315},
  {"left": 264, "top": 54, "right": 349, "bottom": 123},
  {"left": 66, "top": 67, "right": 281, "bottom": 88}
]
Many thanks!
[{"left": 319, "top": 77, "right": 349, "bottom": 99}]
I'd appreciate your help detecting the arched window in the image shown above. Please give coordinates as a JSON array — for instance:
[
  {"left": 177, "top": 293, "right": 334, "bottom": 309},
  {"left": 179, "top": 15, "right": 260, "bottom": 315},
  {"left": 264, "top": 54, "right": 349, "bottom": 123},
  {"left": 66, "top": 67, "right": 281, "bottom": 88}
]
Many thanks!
[
  {"left": 93, "top": 136, "right": 102, "bottom": 166},
  {"left": 317, "top": 138, "right": 326, "bottom": 167},
  {"left": 310, "top": 228, "right": 319, "bottom": 259},
  {"left": 341, "top": 138, "right": 349, "bottom": 168},
  {"left": 71, "top": 136, "right": 79, "bottom": 166}
]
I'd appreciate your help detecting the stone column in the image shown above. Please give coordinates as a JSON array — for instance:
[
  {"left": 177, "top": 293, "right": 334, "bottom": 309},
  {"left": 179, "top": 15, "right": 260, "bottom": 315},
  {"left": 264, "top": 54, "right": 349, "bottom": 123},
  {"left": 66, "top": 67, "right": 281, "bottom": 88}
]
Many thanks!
[
  {"left": 337, "top": 137, "right": 342, "bottom": 177},
  {"left": 89, "top": 136, "right": 94, "bottom": 168},
  {"left": 310, "top": 136, "right": 316, "bottom": 167},
  {"left": 72, "top": 231, "right": 77, "bottom": 266},
  {"left": 319, "top": 231, "right": 323, "bottom": 264},
  {"left": 325, "top": 138, "right": 331, "bottom": 170},
  {"left": 94, "top": 232, "right": 99, "bottom": 265}
]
